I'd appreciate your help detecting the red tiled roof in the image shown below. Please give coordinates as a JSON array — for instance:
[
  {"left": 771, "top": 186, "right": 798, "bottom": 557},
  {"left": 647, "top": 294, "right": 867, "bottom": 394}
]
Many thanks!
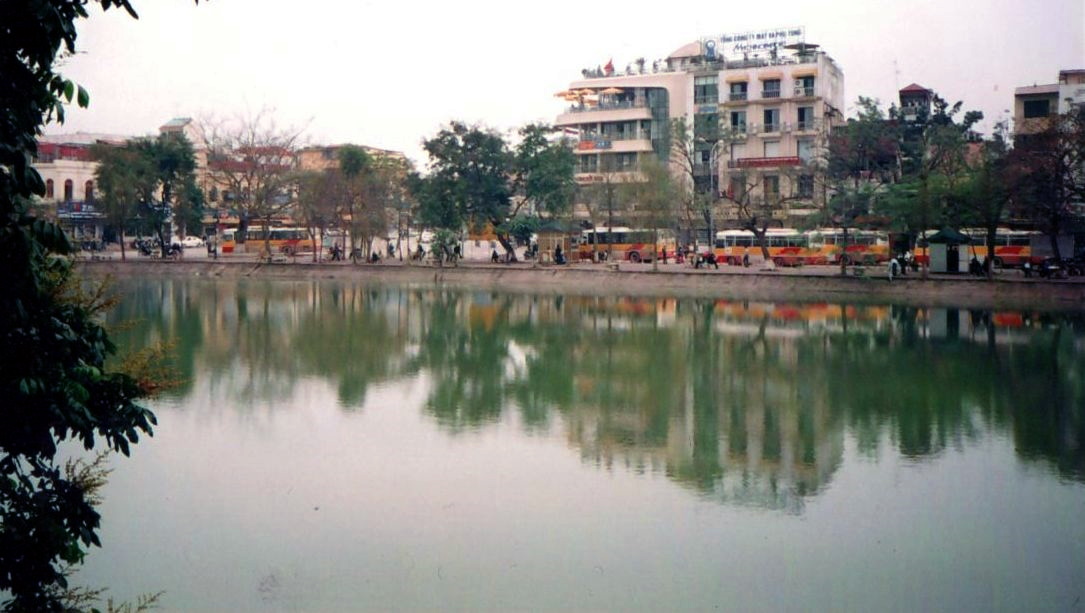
[{"left": 899, "top": 83, "right": 931, "bottom": 94}]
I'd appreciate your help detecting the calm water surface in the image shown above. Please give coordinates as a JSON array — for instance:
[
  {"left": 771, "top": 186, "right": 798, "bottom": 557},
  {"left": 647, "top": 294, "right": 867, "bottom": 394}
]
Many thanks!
[{"left": 79, "top": 278, "right": 1085, "bottom": 611}]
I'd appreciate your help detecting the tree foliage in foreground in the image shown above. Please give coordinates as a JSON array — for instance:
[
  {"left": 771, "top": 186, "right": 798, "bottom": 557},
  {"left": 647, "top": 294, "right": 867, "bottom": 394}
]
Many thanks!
[{"left": 1, "top": 0, "right": 186, "bottom": 609}]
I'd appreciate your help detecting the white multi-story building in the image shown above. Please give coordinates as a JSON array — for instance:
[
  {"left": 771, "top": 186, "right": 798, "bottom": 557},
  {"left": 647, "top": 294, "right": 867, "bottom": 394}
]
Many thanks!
[{"left": 555, "top": 28, "right": 845, "bottom": 229}]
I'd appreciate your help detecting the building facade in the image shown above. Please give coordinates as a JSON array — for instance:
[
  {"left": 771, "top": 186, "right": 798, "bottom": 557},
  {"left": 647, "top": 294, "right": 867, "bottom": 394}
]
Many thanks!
[
  {"left": 33, "top": 133, "right": 129, "bottom": 245},
  {"left": 555, "top": 30, "right": 845, "bottom": 229},
  {"left": 1014, "top": 69, "right": 1085, "bottom": 138}
]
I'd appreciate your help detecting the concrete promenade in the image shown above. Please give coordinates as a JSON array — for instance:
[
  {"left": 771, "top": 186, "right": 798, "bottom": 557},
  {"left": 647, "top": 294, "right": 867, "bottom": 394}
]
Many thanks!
[{"left": 77, "top": 247, "right": 1085, "bottom": 312}]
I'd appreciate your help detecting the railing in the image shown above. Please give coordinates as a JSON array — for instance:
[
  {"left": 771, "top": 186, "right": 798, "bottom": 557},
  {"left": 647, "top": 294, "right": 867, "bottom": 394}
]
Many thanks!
[
  {"left": 575, "top": 51, "right": 817, "bottom": 79},
  {"left": 763, "top": 123, "right": 779, "bottom": 133},
  {"left": 795, "top": 119, "right": 821, "bottom": 131},
  {"left": 581, "top": 132, "right": 649, "bottom": 144},
  {"left": 564, "top": 100, "right": 648, "bottom": 113},
  {"left": 761, "top": 90, "right": 781, "bottom": 99},
  {"left": 720, "top": 126, "right": 748, "bottom": 140},
  {"left": 794, "top": 86, "right": 815, "bottom": 97},
  {"left": 728, "top": 92, "right": 748, "bottom": 102}
]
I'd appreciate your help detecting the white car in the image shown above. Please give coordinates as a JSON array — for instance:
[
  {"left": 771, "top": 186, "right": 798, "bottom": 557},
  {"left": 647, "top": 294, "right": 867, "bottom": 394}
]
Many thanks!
[{"left": 180, "top": 235, "right": 205, "bottom": 248}]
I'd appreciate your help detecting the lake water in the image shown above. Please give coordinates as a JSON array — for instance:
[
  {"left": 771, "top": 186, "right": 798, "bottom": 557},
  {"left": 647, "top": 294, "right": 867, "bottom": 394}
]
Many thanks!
[{"left": 78, "top": 277, "right": 1084, "bottom": 611}]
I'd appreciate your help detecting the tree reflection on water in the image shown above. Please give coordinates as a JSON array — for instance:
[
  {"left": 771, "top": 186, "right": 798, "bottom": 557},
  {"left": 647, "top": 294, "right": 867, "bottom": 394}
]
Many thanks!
[{"left": 108, "top": 278, "right": 1085, "bottom": 510}]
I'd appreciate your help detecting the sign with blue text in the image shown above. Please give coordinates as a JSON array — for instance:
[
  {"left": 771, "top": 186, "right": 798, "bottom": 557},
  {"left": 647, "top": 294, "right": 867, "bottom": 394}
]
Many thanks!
[{"left": 703, "top": 27, "right": 805, "bottom": 59}]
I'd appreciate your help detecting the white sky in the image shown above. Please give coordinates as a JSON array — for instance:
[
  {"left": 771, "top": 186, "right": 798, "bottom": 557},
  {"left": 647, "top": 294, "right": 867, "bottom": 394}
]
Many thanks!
[{"left": 52, "top": 0, "right": 1084, "bottom": 167}]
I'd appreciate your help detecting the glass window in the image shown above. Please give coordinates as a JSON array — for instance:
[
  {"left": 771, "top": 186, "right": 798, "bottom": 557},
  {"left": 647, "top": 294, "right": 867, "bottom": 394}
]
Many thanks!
[
  {"left": 729, "top": 82, "right": 748, "bottom": 101},
  {"left": 694, "top": 76, "right": 719, "bottom": 104},
  {"left": 694, "top": 113, "right": 719, "bottom": 140},
  {"left": 63, "top": 179, "right": 73, "bottom": 202},
  {"left": 730, "top": 111, "right": 747, "bottom": 130},
  {"left": 46, "top": 179, "right": 54, "bottom": 199},
  {"left": 762, "top": 79, "right": 781, "bottom": 98},
  {"left": 763, "top": 175, "right": 779, "bottom": 199},
  {"left": 764, "top": 141, "right": 780, "bottom": 157},
  {"left": 729, "top": 176, "right": 747, "bottom": 200},
  {"left": 1023, "top": 99, "right": 1050, "bottom": 118},
  {"left": 763, "top": 108, "right": 780, "bottom": 132},
  {"left": 798, "top": 175, "right": 814, "bottom": 198},
  {"left": 797, "top": 106, "right": 814, "bottom": 129},
  {"left": 797, "top": 139, "right": 814, "bottom": 162}
]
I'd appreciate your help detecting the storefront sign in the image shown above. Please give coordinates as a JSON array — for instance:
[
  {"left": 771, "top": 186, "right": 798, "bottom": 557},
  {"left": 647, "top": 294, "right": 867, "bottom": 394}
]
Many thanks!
[{"left": 577, "top": 139, "right": 613, "bottom": 151}]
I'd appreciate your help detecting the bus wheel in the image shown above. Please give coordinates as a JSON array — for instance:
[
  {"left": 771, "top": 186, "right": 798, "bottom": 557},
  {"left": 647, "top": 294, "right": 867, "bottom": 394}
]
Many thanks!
[
  {"left": 629, "top": 252, "right": 641, "bottom": 263},
  {"left": 774, "top": 257, "right": 784, "bottom": 267},
  {"left": 992, "top": 257, "right": 1004, "bottom": 271}
]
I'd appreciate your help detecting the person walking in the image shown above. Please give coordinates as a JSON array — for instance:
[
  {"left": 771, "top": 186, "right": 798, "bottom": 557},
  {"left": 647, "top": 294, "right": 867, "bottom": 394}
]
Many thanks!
[{"left": 889, "top": 257, "right": 900, "bottom": 281}]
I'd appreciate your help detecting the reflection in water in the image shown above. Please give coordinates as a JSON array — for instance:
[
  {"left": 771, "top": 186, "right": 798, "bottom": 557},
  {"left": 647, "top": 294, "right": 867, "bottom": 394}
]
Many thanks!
[{"left": 108, "top": 279, "right": 1085, "bottom": 513}]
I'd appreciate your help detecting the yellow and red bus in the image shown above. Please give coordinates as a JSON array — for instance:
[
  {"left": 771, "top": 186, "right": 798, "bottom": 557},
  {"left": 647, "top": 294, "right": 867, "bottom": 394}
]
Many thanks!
[
  {"left": 577, "top": 227, "right": 675, "bottom": 263},
  {"left": 913, "top": 229, "right": 1044, "bottom": 268},
  {"left": 804, "top": 229, "right": 890, "bottom": 265},
  {"left": 220, "top": 227, "right": 315, "bottom": 254},
  {"left": 714, "top": 229, "right": 809, "bottom": 266}
]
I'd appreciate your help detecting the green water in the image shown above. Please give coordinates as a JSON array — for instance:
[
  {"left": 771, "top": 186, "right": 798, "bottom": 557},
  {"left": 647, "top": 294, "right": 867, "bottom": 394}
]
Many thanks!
[{"left": 79, "top": 278, "right": 1084, "bottom": 611}]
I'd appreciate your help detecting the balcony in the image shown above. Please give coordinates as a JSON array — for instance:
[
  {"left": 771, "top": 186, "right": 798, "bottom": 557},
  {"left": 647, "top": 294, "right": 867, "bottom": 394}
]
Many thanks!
[
  {"left": 727, "top": 156, "right": 802, "bottom": 169},
  {"left": 761, "top": 90, "right": 781, "bottom": 99},
  {"left": 763, "top": 123, "right": 780, "bottom": 133},
  {"left": 793, "top": 86, "right": 815, "bottom": 97},
  {"left": 556, "top": 100, "right": 652, "bottom": 127},
  {"left": 728, "top": 92, "right": 748, "bottom": 102},
  {"left": 720, "top": 125, "right": 748, "bottom": 140},
  {"left": 795, "top": 119, "right": 821, "bottom": 132}
]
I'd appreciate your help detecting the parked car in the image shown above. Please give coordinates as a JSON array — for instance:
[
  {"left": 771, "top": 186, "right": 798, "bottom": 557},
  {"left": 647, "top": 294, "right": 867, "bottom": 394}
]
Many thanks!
[{"left": 180, "top": 235, "right": 205, "bottom": 248}]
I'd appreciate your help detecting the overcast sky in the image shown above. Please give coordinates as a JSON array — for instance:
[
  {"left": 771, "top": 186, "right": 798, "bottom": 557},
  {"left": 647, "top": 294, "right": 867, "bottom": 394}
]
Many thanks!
[{"left": 52, "top": 0, "right": 1083, "bottom": 166}]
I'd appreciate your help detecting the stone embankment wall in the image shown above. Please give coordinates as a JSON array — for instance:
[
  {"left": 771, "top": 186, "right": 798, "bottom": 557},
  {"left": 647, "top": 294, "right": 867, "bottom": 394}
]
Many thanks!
[{"left": 78, "top": 261, "right": 1085, "bottom": 311}]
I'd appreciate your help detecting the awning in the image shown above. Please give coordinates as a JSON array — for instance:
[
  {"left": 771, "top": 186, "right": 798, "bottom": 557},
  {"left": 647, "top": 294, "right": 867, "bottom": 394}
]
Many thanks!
[
  {"left": 926, "top": 228, "right": 972, "bottom": 245},
  {"left": 791, "top": 69, "right": 818, "bottom": 78}
]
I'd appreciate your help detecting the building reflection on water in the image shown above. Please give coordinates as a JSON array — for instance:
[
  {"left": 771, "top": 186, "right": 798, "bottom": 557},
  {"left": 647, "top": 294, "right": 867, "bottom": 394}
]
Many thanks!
[{"left": 108, "top": 279, "right": 1085, "bottom": 511}]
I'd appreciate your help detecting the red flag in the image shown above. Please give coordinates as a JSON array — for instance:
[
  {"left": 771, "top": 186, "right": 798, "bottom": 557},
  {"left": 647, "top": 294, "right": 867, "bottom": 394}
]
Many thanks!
[{"left": 604, "top": 59, "right": 614, "bottom": 76}]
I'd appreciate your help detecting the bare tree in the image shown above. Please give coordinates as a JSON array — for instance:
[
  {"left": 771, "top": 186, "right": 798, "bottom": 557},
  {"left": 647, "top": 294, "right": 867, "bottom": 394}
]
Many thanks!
[
  {"left": 291, "top": 169, "right": 340, "bottom": 261},
  {"left": 578, "top": 156, "right": 631, "bottom": 262},
  {"left": 202, "top": 110, "right": 304, "bottom": 256},
  {"left": 669, "top": 117, "right": 716, "bottom": 250},
  {"left": 622, "top": 156, "right": 678, "bottom": 271}
]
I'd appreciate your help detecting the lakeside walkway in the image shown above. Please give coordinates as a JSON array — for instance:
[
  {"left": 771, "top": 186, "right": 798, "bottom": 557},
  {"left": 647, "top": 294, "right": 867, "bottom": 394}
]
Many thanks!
[{"left": 79, "top": 249, "right": 1085, "bottom": 312}]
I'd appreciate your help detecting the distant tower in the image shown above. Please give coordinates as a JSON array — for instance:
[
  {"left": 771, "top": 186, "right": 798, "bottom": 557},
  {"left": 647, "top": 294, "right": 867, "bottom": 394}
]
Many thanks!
[{"left": 898, "top": 83, "right": 933, "bottom": 121}]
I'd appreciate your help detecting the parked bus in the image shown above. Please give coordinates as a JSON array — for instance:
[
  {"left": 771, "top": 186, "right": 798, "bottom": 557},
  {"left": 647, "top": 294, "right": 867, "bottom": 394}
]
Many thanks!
[
  {"left": 912, "top": 229, "right": 1047, "bottom": 268},
  {"left": 577, "top": 227, "right": 674, "bottom": 263},
  {"left": 805, "top": 229, "right": 890, "bottom": 265},
  {"left": 220, "top": 227, "right": 314, "bottom": 254},
  {"left": 714, "top": 229, "right": 809, "bottom": 266}
]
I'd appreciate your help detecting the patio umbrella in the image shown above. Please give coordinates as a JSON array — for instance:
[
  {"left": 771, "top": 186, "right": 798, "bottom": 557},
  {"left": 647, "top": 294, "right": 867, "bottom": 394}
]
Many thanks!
[{"left": 599, "top": 87, "right": 625, "bottom": 95}]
